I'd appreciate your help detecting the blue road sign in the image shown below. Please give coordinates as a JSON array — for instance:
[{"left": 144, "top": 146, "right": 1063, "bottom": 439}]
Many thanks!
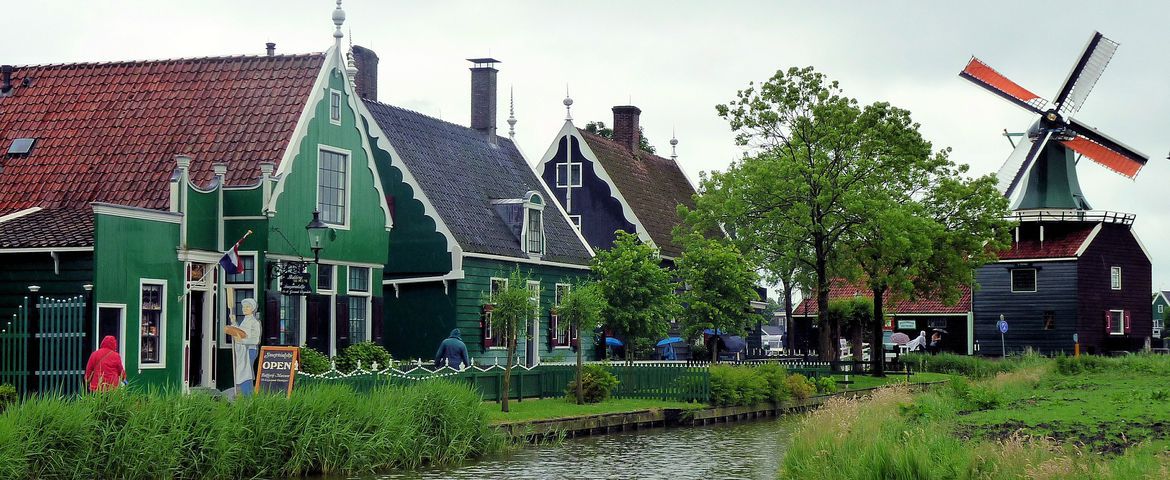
[{"left": 997, "top": 320, "right": 1009, "bottom": 334}]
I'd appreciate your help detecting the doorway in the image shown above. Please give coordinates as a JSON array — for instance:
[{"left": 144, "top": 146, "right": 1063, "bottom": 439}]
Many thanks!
[
  {"left": 187, "top": 292, "right": 205, "bottom": 387},
  {"left": 95, "top": 304, "right": 126, "bottom": 359}
]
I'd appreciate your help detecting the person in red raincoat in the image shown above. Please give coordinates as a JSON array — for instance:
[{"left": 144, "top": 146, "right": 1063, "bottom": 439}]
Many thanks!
[{"left": 85, "top": 335, "right": 126, "bottom": 392}]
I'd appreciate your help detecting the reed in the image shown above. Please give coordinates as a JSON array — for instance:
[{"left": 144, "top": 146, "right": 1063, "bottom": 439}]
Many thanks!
[{"left": 0, "top": 380, "right": 501, "bottom": 479}]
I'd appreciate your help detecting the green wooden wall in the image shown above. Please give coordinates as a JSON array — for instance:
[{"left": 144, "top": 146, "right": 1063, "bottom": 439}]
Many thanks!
[{"left": 0, "top": 252, "right": 92, "bottom": 320}]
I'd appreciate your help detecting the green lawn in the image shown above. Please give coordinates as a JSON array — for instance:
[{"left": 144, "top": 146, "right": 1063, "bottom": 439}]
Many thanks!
[
  {"left": 834, "top": 371, "right": 954, "bottom": 390},
  {"left": 485, "top": 397, "right": 702, "bottom": 424}
]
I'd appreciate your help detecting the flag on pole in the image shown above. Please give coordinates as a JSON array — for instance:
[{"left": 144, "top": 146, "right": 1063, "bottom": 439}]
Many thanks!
[{"left": 219, "top": 230, "right": 253, "bottom": 274}]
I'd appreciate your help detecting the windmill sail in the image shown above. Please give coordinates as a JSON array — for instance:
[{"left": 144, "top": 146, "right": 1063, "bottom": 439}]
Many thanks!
[
  {"left": 998, "top": 130, "right": 1052, "bottom": 199},
  {"left": 960, "top": 58, "right": 1048, "bottom": 114},
  {"left": 1053, "top": 32, "right": 1119, "bottom": 117},
  {"left": 1064, "top": 118, "right": 1148, "bottom": 177}
]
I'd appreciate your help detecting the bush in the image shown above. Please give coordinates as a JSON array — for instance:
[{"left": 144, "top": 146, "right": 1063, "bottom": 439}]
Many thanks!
[
  {"left": 784, "top": 373, "right": 817, "bottom": 401},
  {"left": 756, "top": 363, "right": 791, "bottom": 403},
  {"left": 0, "top": 381, "right": 500, "bottom": 478},
  {"left": 335, "top": 342, "right": 392, "bottom": 373},
  {"left": 0, "top": 384, "right": 15, "bottom": 413},
  {"left": 904, "top": 353, "right": 1020, "bottom": 379},
  {"left": 709, "top": 365, "right": 769, "bottom": 406},
  {"left": 298, "top": 347, "right": 331, "bottom": 374},
  {"left": 566, "top": 364, "right": 619, "bottom": 403},
  {"left": 814, "top": 376, "right": 837, "bottom": 394},
  {"left": 1055, "top": 354, "right": 1110, "bottom": 375}
]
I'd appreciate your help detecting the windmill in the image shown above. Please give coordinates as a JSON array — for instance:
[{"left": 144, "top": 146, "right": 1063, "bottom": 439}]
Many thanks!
[{"left": 960, "top": 32, "right": 1148, "bottom": 211}]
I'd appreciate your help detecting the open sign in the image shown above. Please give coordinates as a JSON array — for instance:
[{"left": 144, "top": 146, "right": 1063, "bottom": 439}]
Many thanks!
[{"left": 255, "top": 346, "right": 300, "bottom": 397}]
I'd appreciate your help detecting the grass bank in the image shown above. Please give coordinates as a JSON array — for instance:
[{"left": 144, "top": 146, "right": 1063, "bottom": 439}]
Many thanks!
[
  {"left": 486, "top": 397, "right": 701, "bottom": 424},
  {"left": 0, "top": 381, "right": 502, "bottom": 479},
  {"left": 780, "top": 355, "right": 1170, "bottom": 479}
]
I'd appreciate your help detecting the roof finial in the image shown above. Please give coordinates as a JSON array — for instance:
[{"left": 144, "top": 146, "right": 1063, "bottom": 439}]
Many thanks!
[
  {"left": 507, "top": 85, "right": 518, "bottom": 140},
  {"left": 670, "top": 127, "right": 679, "bottom": 161},
  {"left": 332, "top": 0, "right": 346, "bottom": 49},
  {"left": 563, "top": 85, "right": 574, "bottom": 121}
]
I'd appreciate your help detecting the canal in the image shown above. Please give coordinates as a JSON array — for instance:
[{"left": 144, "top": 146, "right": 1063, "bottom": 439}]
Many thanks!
[{"left": 373, "top": 417, "right": 797, "bottom": 480}]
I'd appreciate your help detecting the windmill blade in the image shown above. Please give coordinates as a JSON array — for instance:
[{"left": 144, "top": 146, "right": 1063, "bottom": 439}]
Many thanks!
[
  {"left": 997, "top": 129, "right": 1052, "bottom": 198},
  {"left": 1063, "top": 118, "right": 1148, "bottom": 177},
  {"left": 1052, "top": 32, "right": 1119, "bottom": 117},
  {"left": 959, "top": 57, "right": 1048, "bottom": 114}
]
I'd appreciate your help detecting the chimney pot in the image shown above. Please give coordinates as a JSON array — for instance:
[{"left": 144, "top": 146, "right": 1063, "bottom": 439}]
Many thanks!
[
  {"left": 351, "top": 45, "right": 379, "bottom": 101},
  {"left": 612, "top": 105, "right": 642, "bottom": 152},
  {"left": 265, "top": 42, "right": 276, "bottom": 56},
  {"left": 468, "top": 58, "right": 501, "bottom": 142},
  {"left": 1, "top": 65, "right": 13, "bottom": 94}
]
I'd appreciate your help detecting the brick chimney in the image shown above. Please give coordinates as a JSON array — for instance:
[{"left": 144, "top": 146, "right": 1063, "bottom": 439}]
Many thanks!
[
  {"left": 468, "top": 58, "right": 500, "bottom": 142},
  {"left": 612, "top": 105, "right": 641, "bottom": 152},
  {"left": 351, "top": 45, "right": 379, "bottom": 101}
]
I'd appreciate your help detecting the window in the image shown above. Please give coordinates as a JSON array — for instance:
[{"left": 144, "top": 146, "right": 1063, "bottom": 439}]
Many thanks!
[
  {"left": 318, "top": 149, "right": 348, "bottom": 225},
  {"left": 329, "top": 89, "right": 342, "bottom": 125},
  {"left": 554, "top": 284, "right": 571, "bottom": 346},
  {"left": 527, "top": 209, "right": 543, "bottom": 254},
  {"left": 139, "top": 281, "right": 165, "bottom": 366},
  {"left": 1109, "top": 310, "right": 1124, "bottom": 335},
  {"left": 1043, "top": 311, "right": 1055, "bottom": 330},
  {"left": 556, "top": 162, "right": 582, "bottom": 187},
  {"left": 487, "top": 278, "right": 508, "bottom": 348},
  {"left": 569, "top": 215, "right": 582, "bottom": 231},
  {"left": 279, "top": 294, "right": 301, "bottom": 346},
  {"left": 928, "top": 319, "right": 947, "bottom": 329},
  {"left": 490, "top": 277, "right": 507, "bottom": 301},
  {"left": 1155, "top": 317, "right": 1164, "bottom": 330},
  {"left": 223, "top": 254, "right": 256, "bottom": 347},
  {"left": 317, "top": 264, "right": 334, "bottom": 292},
  {"left": 348, "top": 267, "right": 371, "bottom": 342},
  {"left": 1159, "top": 304, "right": 1164, "bottom": 314},
  {"left": 527, "top": 281, "right": 541, "bottom": 325},
  {"left": 1110, "top": 266, "right": 1121, "bottom": 290},
  {"left": 224, "top": 255, "right": 255, "bottom": 284},
  {"left": 1011, "top": 268, "right": 1036, "bottom": 293}
]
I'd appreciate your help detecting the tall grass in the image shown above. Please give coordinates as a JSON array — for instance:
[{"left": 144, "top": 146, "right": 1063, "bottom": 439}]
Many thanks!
[
  {"left": 0, "top": 380, "right": 502, "bottom": 479},
  {"left": 902, "top": 351, "right": 1047, "bottom": 379}
]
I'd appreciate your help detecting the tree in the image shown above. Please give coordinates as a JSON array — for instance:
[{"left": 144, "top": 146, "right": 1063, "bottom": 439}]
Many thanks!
[
  {"left": 557, "top": 282, "right": 606, "bottom": 404},
  {"left": 706, "top": 66, "right": 934, "bottom": 360},
  {"left": 674, "top": 233, "right": 760, "bottom": 362},
  {"left": 827, "top": 297, "right": 874, "bottom": 365},
  {"left": 592, "top": 231, "right": 677, "bottom": 362},
  {"left": 488, "top": 269, "right": 536, "bottom": 413},
  {"left": 584, "top": 121, "right": 656, "bottom": 154}
]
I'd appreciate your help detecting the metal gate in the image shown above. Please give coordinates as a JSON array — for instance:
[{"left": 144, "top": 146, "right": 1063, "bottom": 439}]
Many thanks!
[{"left": 0, "top": 294, "right": 89, "bottom": 396}]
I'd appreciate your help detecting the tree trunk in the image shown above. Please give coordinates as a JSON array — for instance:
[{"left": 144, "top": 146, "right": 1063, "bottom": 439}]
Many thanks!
[
  {"left": 815, "top": 258, "right": 835, "bottom": 361},
  {"left": 711, "top": 333, "right": 719, "bottom": 363},
  {"left": 871, "top": 287, "right": 886, "bottom": 377},
  {"left": 851, "top": 322, "right": 864, "bottom": 368},
  {"left": 781, "top": 276, "right": 795, "bottom": 354},
  {"left": 501, "top": 323, "right": 514, "bottom": 413},
  {"left": 575, "top": 323, "right": 584, "bottom": 405}
]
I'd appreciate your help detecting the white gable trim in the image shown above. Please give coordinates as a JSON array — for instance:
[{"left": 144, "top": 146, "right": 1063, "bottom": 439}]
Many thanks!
[
  {"left": 92, "top": 203, "right": 182, "bottom": 224},
  {"left": 516, "top": 136, "right": 594, "bottom": 258},
  {"left": 1153, "top": 291, "right": 1169, "bottom": 306},
  {"left": 266, "top": 46, "right": 337, "bottom": 213},
  {"left": 1073, "top": 223, "right": 1103, "bottom": 257},
  {"left": 1131, "top": 229, "right": 1155, "bottom": 265},
  {"left": 0, "top": 207, "right": 43, "bottom": 224},
  {"left": 537, "top": 121, "right": 656, "bottom": 248},
  {"left": 463, "top": 251, "right": 591, "bottom": 271}
]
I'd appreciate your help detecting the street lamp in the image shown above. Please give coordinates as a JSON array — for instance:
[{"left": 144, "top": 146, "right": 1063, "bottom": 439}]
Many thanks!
[{"left": 305, "top": 210, "right": 329, "bottom": 264}]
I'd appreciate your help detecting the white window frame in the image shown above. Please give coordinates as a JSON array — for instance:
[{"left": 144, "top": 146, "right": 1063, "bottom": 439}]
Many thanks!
[
  {"left": 1109, "top": 309, "right": 1124, "bottom": 336},
  {"left": 347, "top": 266, "right": 372, "bottom": 343},
  {"left": 329, "top": 89, "right": 343, "bottom": 125},
  {"left": 221, "top": 252, "right": 258, "bottom": 349},
  {"left": 1110, "top": 266, "right": 1122, "bottom": 290},
  {"left": 316, "top": 145, "right": 353, "bottom": 230},
  {"left": 527, "top": 280, "right": 541, "bottom": 346},
  {"left": 138, "top": 278, "right": 168, "bottom": 369},
  {"left": 521, "top": 192, "right": 546, "bottom": 257},
  {"left": 94, "top": 303, "right": 127, "bottom": 364},
  {"left": 316, "top": 263, "right": 336, "bottom": 294},
  {"left": 487, "top": 277, "right": 508, "bottom": 349},
  {"left": 1010, "top": 268, "right": 1037, "bottom": 293},
  {"left": 1158, "top": 304, "right": 1164, "bottom": 314},
  {"left": 569, "top": 215, "right": 582, "bottom": 231},
  {"left": 554, "top": 283, "right": 571, "bottom": 348},
  {"left": 556, "top": 161, "right": 582, "bottom": 188}
]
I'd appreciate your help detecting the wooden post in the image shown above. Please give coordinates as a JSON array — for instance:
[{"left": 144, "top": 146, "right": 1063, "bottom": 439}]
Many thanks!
[{"left": 26, "top": 287, "right": 41, "bottom": 394}]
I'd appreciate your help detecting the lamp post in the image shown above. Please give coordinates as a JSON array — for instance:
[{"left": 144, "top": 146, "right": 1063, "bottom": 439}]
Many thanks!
[{"left": 305, "top": 210, "right": 328, "bottom": 264}]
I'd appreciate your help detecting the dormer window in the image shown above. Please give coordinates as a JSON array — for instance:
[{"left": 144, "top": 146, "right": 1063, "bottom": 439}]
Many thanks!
[
  {"left": 524, "top": 191, "right": 545, "bottom": 256},
  {"left": 329, "top": 89, "right": 342, "bottom": 125}
]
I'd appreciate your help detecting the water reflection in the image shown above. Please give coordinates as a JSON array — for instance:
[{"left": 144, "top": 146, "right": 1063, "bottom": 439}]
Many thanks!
[{"left": 373, "top": 417, "right": 795, "bottom": 480}]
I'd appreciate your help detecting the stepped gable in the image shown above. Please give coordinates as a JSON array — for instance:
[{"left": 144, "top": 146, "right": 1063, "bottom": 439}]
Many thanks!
[
  {"left": 364, "top": 101, "right": 592, "bottom": 265},
  {"left": 576, "top": 129, "right": 696, "bottom": 258}
]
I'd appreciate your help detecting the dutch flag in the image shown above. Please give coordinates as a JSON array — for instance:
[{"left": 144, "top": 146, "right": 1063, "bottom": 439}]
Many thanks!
[{"left": 219, "top": 230, "right": 252, "bottom": 274}]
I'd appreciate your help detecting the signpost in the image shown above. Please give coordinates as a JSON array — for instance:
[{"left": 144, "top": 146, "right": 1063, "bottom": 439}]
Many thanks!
[
  {"left": 255, "top": 346, "right": 299, "bottom": 397},
  {"left": 996, "top": 315, "right": 1009, "bottom": 357}
]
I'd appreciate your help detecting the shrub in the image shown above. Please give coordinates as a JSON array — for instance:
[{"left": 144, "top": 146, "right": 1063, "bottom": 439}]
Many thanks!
[
  {"left": 0, "top": 384, "right": 16, "bottom": 413},
  {"left": 784, "top": 373, "right": 817, "bottom": 401},
  {"left": 814, "top": 376, "right": 838, "bottom": 394},
  {"left": 335, "top": 342, "right": 392, "bottom": 373},
  {"left": 566, "top": 364, "right": 619, "bottom": 403},
  {"left": 1055, "top": 354, "right": 1109, "bottom": 375},
  {"left": 756, "top": 363, "right": 791, "bottom": 403},
  {"left": 903, "top": 353, "right": 1020, "bottom": 379},
  {"left": 298, "top": 347, "right": 331, "bottom": 374},
  {"left": 709, "top": 365, "right": 770, "bottom": 406}
]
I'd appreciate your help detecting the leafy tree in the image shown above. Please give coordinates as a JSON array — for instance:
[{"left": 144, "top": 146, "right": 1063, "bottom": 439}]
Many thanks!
[
  {"left": 592, "top": 231, "right": 677, "bottom": 362},
  {"left": 675, "top": 233, "right": 760, "bottom": 362},
  {"left": 827, "top": 297, "right": 873, "bottom": 365},
  {"left": 584, "top": 121, "right": 656, "bottom": 154},
  {"left": 557, "top": 282, "right": 606, "bottom": 404},
  {"left": 487, "top": 269, "right": 536, "bottom": 413}
]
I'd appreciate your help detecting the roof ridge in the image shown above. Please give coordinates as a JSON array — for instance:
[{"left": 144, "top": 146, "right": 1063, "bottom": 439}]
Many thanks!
[
  {"left": 10, "top": 52, "right": 326, "bottom": 70},
  {"left": 576, "top": 127, "right": 675, "bottom": 164},
  {"left": 365, "top": 99, "right": 517, "bottom": 147}
]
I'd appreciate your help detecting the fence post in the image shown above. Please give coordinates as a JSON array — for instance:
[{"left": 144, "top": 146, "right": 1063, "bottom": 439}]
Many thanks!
[{"left": 26, "top": 287, "right": 41, "bottom": 394}]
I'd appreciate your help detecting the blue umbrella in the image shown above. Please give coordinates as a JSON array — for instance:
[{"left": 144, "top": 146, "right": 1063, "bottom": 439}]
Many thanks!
[
  {"left": 702, "top": 328, "right": 725, "bottom": 335},
  {"left": 605, "top": 337, "right": 624, "bottom": 347},
  {"left": 656, "top": 337, "right": 684, "bottom": 347}
]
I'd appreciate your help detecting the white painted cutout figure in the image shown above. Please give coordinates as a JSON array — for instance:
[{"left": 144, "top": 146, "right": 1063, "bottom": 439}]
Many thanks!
[{"left": 226, "top": 295, "right": 262, "bottom": 396}]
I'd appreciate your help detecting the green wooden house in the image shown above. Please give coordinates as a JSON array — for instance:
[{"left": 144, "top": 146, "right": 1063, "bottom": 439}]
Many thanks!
[
  {"left": 0, "top": 6, "right": 398, "bottom": 391},
  {"left": 344, "top": 52, "right": 596, "bottom": 366},
  {"left": 1153, "top": 291, "right": 1168, "bottom": 339}
]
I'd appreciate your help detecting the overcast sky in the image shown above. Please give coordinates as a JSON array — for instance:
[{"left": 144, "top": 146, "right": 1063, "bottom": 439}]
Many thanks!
[{"left": 10, "top": 1, "right": 1170, "bottom": 288}]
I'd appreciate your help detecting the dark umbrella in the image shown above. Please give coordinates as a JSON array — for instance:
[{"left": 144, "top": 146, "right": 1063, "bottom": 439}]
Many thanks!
[{"left": 931, "top": 328, "right": 949, "bottom": 335}]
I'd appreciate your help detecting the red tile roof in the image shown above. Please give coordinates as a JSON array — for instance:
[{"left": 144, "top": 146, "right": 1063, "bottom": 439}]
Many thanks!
[
  {"left": 793, "top": 279, "right": 972, "bottom": 316},
  {"left": 578, "top": 130, "right": 697, "bottom": 258},
  {"left": 996, "top": 223, "right": 1096, "bottom": 260},
  {"left": 0, "top": 54, "right": 324, "bottom": 217}
]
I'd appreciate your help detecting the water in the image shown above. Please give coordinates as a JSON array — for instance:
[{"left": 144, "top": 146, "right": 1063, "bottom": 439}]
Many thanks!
[{"left": 370, "top": 417, "right": 796, "bottom": 480}]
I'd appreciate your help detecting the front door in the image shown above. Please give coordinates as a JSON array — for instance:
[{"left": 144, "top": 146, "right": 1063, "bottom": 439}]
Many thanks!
[
  {"left": 526, "top": 281, "right": 540, "bottom": 367},
  {"left": 187, "top": 292, "right": 205, "bottom": 387}
]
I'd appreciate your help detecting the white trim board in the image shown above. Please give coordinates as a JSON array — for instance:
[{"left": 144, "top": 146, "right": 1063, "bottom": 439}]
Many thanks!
[
  {"left": 382, "top": 271, "right": 466, "bottom": 286},
  {"left": 996, "top": 257, "right": 1078, "bottom": 263},
  {"left": 0, "top": 247, "right": 93, "bottom": 254},
  {"left": 463, "top": 251, "right": 591, "bottom": 271},
  {"left": 265, "top": 253, "right": 384, "bottom": 270},
  {"left": 92, "top": 203, "right": 182, "bottom": 224},
  {"left": 0, "top": 207, "right": 42, "bottom": 224},
  {"left": 1073, "top": 223, "right": 1103, "bottom": 257}
]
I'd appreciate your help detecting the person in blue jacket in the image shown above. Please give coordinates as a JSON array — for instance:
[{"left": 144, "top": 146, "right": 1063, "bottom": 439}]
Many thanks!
[{"left": 434, "top": 328, "right": 471, "bottom": 369}]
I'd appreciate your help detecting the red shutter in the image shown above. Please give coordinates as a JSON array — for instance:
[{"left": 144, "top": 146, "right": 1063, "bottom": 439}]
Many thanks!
[
  {"left": 371, "top": 296, "right": 384, "bottom": 345},
  {"left": 570, "top": 320, "right": 580, "bottom": 350},
  {"left": 481, "top": 304, "right": 494, "bottom": 349},
  {"left": 335, "top": 295, "right": 350, "bottom": 350},
  {"left": 1105, "top": 311, "right": 1112, "bottom": 333},
  {"left": 1124, "top": 311, "right": 1132, "bottom": 335},
  {"left": 549, "top": 313, "right": 560, "bottom": 348}
]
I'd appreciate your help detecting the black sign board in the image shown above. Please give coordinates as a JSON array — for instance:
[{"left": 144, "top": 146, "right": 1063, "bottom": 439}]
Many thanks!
[
  {"left": 278, "top": 261, "right": 312, "bottom": 295},
  {"left": 255, "top": 346, "right": 300, "bottom": 397}
]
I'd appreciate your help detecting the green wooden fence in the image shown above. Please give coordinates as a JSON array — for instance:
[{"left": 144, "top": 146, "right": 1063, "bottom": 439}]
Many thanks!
[
  {"left": 297, "top": 363, "right": 710, "bottom": 403},
  {"left": 0, "top": 298, "right": 30, "bottom": 394},
  {"left": 0, "top": 295, "right": 89, "bottom": 396}
]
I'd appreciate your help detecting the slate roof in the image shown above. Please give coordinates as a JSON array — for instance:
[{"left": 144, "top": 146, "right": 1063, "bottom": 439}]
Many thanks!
[
  {"left": 0, "top": 208, "right": 94, "bottom": 248},
  {"left": 0, "top": 53, "right": 324, "bottom": 247},
  {"left": 577, "top": 130, "right": 696, "bottom": 258},
  {"left": 996, "top": 223, "right": 1096, "bottom": 260},
  {"left": 792, "top": 280, "right": 972, "bottom": 316},
  {"left": 364, "top": 102, "right": 592, "bottom": 265}
]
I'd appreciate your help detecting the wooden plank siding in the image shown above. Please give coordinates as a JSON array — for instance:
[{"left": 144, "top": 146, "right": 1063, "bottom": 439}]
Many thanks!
[
  {"left": 1076, "top": 223, "right": 1152, "bottom": 353},
  {"left": 974, "top": 261, "right": 1079, "bottom": 355},
  {"left": 0, "top": 252, "right": 93, "bottom": 320}
]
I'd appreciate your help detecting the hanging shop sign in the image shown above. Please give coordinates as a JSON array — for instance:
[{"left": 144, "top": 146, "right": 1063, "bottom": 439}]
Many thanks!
[{"left": 271, "top": 261, "right": 312, "bottom": 295}]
